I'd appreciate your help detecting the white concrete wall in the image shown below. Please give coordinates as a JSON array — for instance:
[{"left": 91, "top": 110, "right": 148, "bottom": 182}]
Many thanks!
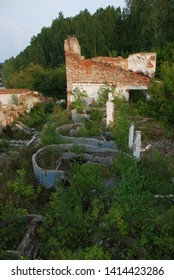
[
  {"left": 72, "top": 84, "right": 149, "bottom": 103},
  {"left": 72, "top": 83, "right": 105, "bottom": 100},
  {"left": 72, "top": 83, "right": 131, "bottom": 102}
]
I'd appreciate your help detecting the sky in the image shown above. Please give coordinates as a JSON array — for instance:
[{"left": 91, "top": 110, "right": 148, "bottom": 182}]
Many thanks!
[{"left": 0, "top": 0, "right": 125, "bottom": 62}]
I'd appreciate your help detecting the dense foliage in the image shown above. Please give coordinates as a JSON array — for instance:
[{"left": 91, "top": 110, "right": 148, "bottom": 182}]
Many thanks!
[
  {"left": 133, "top": 63, "right": 174, "bottom": 126},
  {"left": 0, "top": 95, "right": 174, "bottom": 260},
  {"left": 2, "top": 1, "right": 174, "bottom": 96}
]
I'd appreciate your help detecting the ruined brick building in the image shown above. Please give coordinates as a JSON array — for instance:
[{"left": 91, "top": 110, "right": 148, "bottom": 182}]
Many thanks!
[
  {"left": 64, "top": 36, "right": 157, "bottom": 106},
  {"left": 0, "top": 89, "right": 44, "bottom": 127}
]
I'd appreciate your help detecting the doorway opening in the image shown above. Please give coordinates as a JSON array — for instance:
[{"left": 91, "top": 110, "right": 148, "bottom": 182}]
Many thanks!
[{"left": 129, "top": 89, "right": 147, "bottom": 103}]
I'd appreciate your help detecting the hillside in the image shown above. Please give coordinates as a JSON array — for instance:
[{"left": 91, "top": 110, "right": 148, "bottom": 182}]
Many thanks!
[{"left": 0, "top": 85, "right": 174, "bottom": 259}]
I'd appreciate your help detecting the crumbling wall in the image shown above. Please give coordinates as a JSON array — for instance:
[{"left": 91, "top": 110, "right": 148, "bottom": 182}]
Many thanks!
[
  {"left": 0, "top": 102, "right": 25, "bottom": 126},
  {"left": 0, "top": 89, "right": 45, "bottom": 126},
  {"left": 128, "top": 53, "right": 156, "bottom": 78},
  {"left": 64, "top": 36, "right": 157, "bottom": 106}
]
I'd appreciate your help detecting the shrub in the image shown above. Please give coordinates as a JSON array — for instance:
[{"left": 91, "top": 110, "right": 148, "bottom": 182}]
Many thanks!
[
  {"left": 136, "top": 63, "right": 174, "bottom": 127},
  {"left": 72, "top": 88, "right": 88, "bottom": 113},
  {"left": 0, "top": 140, "right": 9, "bottom": 152},
  {"left": 49, "top": 105, "right": 71, "bottom": 127},
  {"left": 76, "top": 245, "right": 111, "bottom": 260},
  {"left": 19, "top": 102, "right": 55, "bottom": 130},
  {"left": 97, "top": 84, "right": 115, "bottom": 105},
  {"left": 41, "top": 106, "right": 71, "bottom": 145},
  {"left": 139, "top": 150, "right": 174, "bottom": 195},
  {"left": 38, "top": 162, "right": 110, "bottom": 259},
  {"left": 41, "top": 122, "right": 61, "bottom": 146},
  {"left": 89, "top": 108, "right": 103, "bottom": 122},
  {"left": 6, "top": 169, "right": 41, "bottom": 209},
  {"left": 112, "top": 112, "right": 131, "bottom": 151}
]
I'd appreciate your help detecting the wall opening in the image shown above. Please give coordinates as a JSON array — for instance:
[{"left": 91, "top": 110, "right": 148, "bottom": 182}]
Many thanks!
[{"left": 129, "top": 89, "right": 147, "bottom": 103}]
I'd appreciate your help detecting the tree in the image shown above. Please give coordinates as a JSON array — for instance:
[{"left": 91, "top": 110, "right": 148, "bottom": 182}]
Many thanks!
[
  {"left": 124, "top": 0, "right": 174, "bottom": 50},
  {"left": 2, "top": 58, "right": 16, "bottom": 87},
  {"left": 9, "top": 63, "right": 66, "bottom": 97}
]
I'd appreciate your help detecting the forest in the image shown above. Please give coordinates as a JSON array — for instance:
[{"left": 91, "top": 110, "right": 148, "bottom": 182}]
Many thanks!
[{"left": 0, "top": 0, "right": 174, "bottom": 260}]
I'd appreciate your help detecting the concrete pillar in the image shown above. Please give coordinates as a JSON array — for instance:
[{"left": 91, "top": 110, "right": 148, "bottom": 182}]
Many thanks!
[
  {"left": 133, "top": 131, "right": 141, "bottom": 160},
  {"left": 108, "top": 92, "right": 114, "bottom": 102},
  {"left": 146, "top": 93, "right": 151, "bottom": 101},
  {"left": 106, "top": 101, "right": 114, "bottom": 126},
  {"left": 128, "top": 123, "right": 134, "bottom": 150},
  {"left": 71, "top": 109, "right": 77, "bottom": 123}
]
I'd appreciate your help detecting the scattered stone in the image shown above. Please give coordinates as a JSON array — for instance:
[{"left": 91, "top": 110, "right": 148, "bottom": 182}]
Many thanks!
[
  {"left": 69, "top": 126, "right": 80, "bottom": 137},
  {"left": 154, "top": 194, "right": 174, "bottom": 199},
  {"left": 103, "top": 131, "right": 114, "bottom": 141},
  {"left": 141, "top": 144, "right": 152, "bottom": 152}
]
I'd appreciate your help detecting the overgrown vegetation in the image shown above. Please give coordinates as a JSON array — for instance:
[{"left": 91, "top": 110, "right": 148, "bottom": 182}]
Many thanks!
[
  {"left": 18, "top": 102, "right": 55, "bottom": 130},
  {"left": 0, "top": 89, "right": 174, "bottom": 260},
  {"left": 135, "top": 64, "right": 174, "bottom": 128},
  {"left": 72, "top": 87, "right": 88, "bottom": 113},
  {"left": 40, "top": 104, "right": 71, "bottom": 145},
  {"left": 3, "top": 63, "right": 66, "bottom": 98}
]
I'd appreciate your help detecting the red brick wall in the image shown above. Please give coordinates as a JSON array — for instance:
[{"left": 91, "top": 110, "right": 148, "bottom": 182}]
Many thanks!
[{"left": 64, "top": 36, "right": 156, "bottom": 106}]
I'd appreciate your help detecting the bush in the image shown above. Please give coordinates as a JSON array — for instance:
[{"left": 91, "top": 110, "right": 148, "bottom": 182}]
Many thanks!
[
  {"left": 139, "top": 150, "right": 174, "bottom": 195},
  {"left": 112, "top": 112, "right": 131, "bottom": 151},
  {"left": 0, "top": 140, "right": 9, "bottom": 152},
  {"left": 6, "top": 169, "right": 41, "bottom": 209},
  {"left": 136, "top": 63, "right": 174, "bottom": 127},
  {"left": 19, "top": 102, "right": 55, "bottom": 130},
  {"left": 97, "top": 84, "right": 115, "bottom": 105},
  {"left": 89, "top": 108, "right": 103, "bottom": 122},
  {"left": 41, "top": 122, "right": 62, "bottom": 146},
  {"left": 7, "top": 63, "right": 66, "bottom": 97},
  {"left": 72, "top": 88, "right": 88, "bottom": 113},
  {"left": 41, "top": 105, "right": 71, "bottom": 145},
  {"left": 38, "top": 162, "right": 112, "bottom": 259}
]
